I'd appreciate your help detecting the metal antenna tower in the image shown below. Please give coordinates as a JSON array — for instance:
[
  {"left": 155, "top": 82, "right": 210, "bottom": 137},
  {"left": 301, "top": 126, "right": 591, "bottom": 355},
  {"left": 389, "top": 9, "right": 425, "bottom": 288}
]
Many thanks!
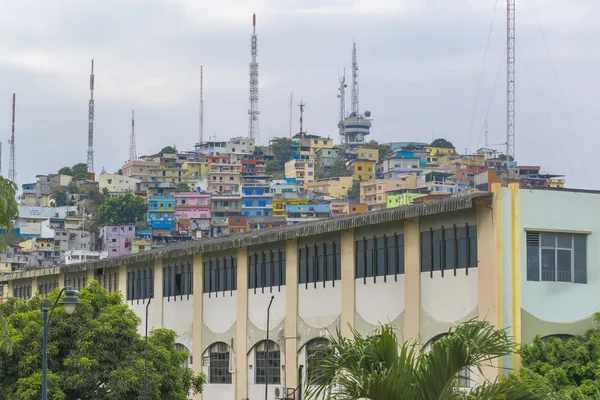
[
  {"left": 289, "top": 92, "right": 293, "bottom": 138},
  {"left": 87, "top": 59, "right": 95, "bottom": 173},
  {"left": 298, "top": 100, "right": 305, "bottom": 134},
  {"left": 337, "top": 69, "right": 347, "bottom": 142},
  {"left": 199, "top": 66, "right": 204, "bottom": 144},
  {"left": 8, "top": 93, "right": 16, "bottom": 182},
  {"left": 350, "top": 42, "right": 359, "bottom": 116},
  {"left": 248, "top": 13, "right": 260, "bottom": 144},
  {"left": 506, "top": 0, "right": 515, "bottom": 160},
  {"left": 129, "top": 110, "right": 137, "bottom": 162}
]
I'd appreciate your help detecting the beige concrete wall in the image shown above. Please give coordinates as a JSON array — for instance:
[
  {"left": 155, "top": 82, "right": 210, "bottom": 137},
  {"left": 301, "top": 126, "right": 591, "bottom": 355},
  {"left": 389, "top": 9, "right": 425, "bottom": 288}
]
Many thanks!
[
  {"left": 341, "top": 229, "right": 356, "bottom": 338},
  {"left": 153, "top": 259, "right": 163, "bottom": 329},
  {"left": 192, "top": 254, "right": 203, "bottom": 400},
  {"left": 236, "top": 247, "right": 249, "bottom": 400},
  {"left": 285, "top": 239, "right": 299, "bottom": 388}
]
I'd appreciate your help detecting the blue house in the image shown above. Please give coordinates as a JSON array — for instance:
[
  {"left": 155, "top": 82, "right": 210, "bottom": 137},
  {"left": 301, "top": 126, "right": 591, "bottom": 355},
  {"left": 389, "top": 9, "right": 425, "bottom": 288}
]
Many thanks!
[
  {"left": 241, "top": 179, "right": 273, "bottom": 217},
  {"left": 147, "top": 195, "right": 175, "bottom": 230}
]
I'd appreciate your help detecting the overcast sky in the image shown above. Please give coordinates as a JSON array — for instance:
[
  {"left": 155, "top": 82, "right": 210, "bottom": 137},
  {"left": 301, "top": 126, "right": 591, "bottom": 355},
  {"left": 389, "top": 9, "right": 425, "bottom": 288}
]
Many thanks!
[{"left": 1, "top": 0, "right": 599, "bottom": 189}]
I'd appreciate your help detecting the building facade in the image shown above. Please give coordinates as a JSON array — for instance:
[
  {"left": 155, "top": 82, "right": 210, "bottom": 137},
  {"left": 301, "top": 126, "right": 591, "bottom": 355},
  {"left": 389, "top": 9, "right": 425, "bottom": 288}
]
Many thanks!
[
  {"left": 305, "top": 176, "right": 353, "bottom": 199},
  {"left": 99, "top": 225, "right": 136, "bottom": 258},
  {"left": 5, "top": 186, "right": 599, "bottom": 399},
  {"left": 147, "top": 194, "right": 175, "bottom": 230}
]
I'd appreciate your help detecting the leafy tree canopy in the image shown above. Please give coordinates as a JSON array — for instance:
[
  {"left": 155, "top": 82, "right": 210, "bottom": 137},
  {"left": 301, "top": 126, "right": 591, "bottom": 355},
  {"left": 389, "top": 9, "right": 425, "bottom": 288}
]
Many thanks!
[
  {"left": 347, "top": 181, "right": 361, "bottom": 202},
  {"left": 160, "top": 146, "right": 177, "bottom": 154},
  {"left": 58, "top": 163, "right": 89, "bottom": 180},
  {"left": 328, "top": 159, "right": 348, "bottom": 179},
  {"left": 360, "top": 140, "right": 393, "bottom": 161},
  {"left": 306, "top": 320, "right": 542, "bottom": 400},
  {"left": 431, "top": 138, "right": 455, "bottom": 149},
  {"left": 0, "top": 282, "right": 206, "bottom": 400},
  {"left": 268, "top": 138, "right": 297, "bottom": 171},
  {"left": 51, "top": 190, "right": 68, "bottom": 207},
  {"left": 498, "top": 154, "right": 515, "bottom": 162},
  {"left": 507, "top": 314, "right": 600, "bottom": 399},
  {"left": 57, "top": 167, "right": 72, "bottom": 176},
  {"left": 0, "top": 177, "right": 18, "bottom": 250},
  {"left": 97, "top": 192, "right": 147, "bottom": 226},
  {"left": 175, "top": 183, "right": 192, "bottom": 193}
]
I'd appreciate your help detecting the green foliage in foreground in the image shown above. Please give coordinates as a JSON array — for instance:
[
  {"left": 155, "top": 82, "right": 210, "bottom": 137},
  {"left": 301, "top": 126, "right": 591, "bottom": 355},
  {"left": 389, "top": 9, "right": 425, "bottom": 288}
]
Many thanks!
[{"left": 0, "top": 281, "right": 205, "bottom": 400}]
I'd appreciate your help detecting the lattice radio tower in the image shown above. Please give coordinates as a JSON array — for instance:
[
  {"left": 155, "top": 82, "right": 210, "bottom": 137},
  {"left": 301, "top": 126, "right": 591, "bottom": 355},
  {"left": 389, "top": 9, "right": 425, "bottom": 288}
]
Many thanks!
[
  {"left": 337, "top": 70, "right": 347, "bottom": 142},
  {"left": 87, "top": 59, "right": 95, "bottom": 173},
  {"left": 506, "top": 0, "right": 516, "bottom": 160},
  {"left": 351, "top": 42, "right": 359, "bottom": 116},
  {"left": 199, "top": 66, "right": 204, "bottom": 144},
  {"left": 8, "top": 93, "right": 16, "bottom": 182},
  {"left": 129, "top": 110, "right": 137, "bottom": 162},
  {"left": 247, "top": 14, "right": 260, "bottom": 144}
]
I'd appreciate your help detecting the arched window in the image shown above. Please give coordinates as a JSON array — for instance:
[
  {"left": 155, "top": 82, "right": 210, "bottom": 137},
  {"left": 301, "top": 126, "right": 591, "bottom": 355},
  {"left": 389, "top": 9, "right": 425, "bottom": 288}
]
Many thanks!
[
  {"left": 306, "top": 338, "right": 332, "bottom": 385},
  {"left": 208, "top": 342, "right": 232, "bottom": 384},
  {"left": 423, "top": 334, "right": 473, "bottom": 388},
  {"left": 541, "top": 334, "right": 573, "bottom": 344},
  {"left": 254, "top": 340, "right": 281, "bottom": 384},
  {"left": 175, "top": 343, "right": 191, "bottom": 369}
]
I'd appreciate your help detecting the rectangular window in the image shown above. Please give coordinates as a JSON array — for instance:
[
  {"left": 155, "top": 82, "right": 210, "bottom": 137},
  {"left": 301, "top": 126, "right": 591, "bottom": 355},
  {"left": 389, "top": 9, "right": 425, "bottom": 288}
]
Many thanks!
[
  {"left": 526, "top": 231, "right": 587, "bottom": 284},
  {"left": 248, "top": 249, "right": 287, "bottom": 292},
  {"left": 421, "top": 225, "right": 478, "bottom": 274},
  {"left": 127, "top": 268, "right": 154, "bottom": 301},
  {"left": 298, "top": 241, "right": 341, "bottom": 286},
  {"left": 203, "top": 257, "right": 238, "bottom": 294},
  {"left": 163, "top": 263, "right": 193, "bottom": 299},
  {"left": 356, "top": 234, "right": 404, "bottom": 280}
]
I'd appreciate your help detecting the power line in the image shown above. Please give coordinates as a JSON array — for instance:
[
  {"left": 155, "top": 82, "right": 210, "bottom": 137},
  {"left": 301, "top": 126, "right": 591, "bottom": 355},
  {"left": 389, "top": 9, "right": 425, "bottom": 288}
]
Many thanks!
[{"left": 476, "top": 51, "right": 505, "bottom": 149}]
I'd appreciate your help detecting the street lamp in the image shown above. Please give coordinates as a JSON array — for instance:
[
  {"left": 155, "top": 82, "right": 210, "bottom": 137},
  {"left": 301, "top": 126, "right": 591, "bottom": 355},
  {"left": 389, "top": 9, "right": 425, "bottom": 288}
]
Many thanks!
[
  {"left": 42, "top": 287, "right": 80, "bottom": 400},
  {"left": 144, "top": 293, "right": 153, "bottom": 400}
]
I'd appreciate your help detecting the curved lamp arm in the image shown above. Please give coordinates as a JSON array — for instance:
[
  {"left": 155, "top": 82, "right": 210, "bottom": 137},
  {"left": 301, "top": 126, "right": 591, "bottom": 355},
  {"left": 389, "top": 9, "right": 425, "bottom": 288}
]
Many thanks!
[{"left": 44, "top": 287, "right": 68, "bottom": 315}]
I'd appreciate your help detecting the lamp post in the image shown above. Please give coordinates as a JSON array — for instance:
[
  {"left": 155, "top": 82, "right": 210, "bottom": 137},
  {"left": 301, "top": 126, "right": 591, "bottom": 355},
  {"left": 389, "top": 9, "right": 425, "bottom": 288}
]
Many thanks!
[
  {"left": 42, "top": 287, "right": 80, "bottom": 400},
  {"left": 144, "top": 293, "right": 153, "bottom": 400},
  {"left": 265, "top": 295, "right": 274, "bottom": 400}
]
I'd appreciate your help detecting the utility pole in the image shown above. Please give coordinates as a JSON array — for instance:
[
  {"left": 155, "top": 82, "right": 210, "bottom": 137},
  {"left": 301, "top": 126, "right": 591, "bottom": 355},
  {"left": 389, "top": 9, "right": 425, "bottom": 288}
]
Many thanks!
[
  {"left": 199, "top": 66, "right": 204, "bottom": 144},
  {"left": 87, "top": 60, "right": 95, "bottom": 174},
  {"left": 8, "top": 93, "right": 16, "bottom": 183},
  {"left": 298, "top": 100, "right": 305, "bottom": 134},
  {"left": 248, "top": 14, "right": 260, "bottom": 144},
  {"left": 129, "top": 110, "right": 137, "bottom": 162}
]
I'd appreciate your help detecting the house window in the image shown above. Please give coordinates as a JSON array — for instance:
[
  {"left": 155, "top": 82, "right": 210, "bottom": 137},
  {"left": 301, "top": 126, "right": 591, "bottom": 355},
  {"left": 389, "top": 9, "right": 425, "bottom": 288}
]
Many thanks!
[
  {"left": 420, "top": 225, "right": 478, "bottom": 274},
  {"left": 208, "top": 342, "right": 232, "bottom": 384},
  {"left": 163, "top": 263, "right": 193, "bottom": 298},
  {"left": 306, "top": 338, "right": 332, "bottom": 385},
  {"left": 248, "top": 249, "right": 286, "bottom": 291},
  {"left": 298, "top": 242, "right": 341, "bottom": 286},
  {"left": 203, "top": 257, "right": 238, "bottom": 295},
  {"left": 254, "top": 340, "right": 281, "bottom": 384},
  {"left": 127, "top": 268, "right": 154, "bottom": 301},
  {"left": 526, "top": 232, "right": 586, "bottom": 283},
  {"left": 38, "top": 281, "right": 59, "bottom": 298},
  {"left": 358, "top": 166, "right": 363, "bottom": 171},
  {"left": 356, "top": 234, "right": 404, "bottom": 280}
]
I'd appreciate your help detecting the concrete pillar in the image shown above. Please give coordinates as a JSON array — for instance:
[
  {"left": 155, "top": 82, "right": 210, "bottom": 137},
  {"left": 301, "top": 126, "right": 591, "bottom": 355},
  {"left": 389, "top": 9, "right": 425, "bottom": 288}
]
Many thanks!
[
  {"left": 7, "top": 281, "right": 14, "bottom": 298},
  {"left": 192, "top": 254, "right": 204, "bottom": 400},
  {"left": 118, "top": 265, "right": 127, "bottom": 300},
  {"left": 153, "top": 259, "right": 163, "bottom": 330},
  {"left": 340, "top": 229, "right": 356, "bottom": 339},
  {"left": 509, "top": 183, "right": 522, "bottom": 371},
  {"left": 285, "top": 239, "right": 299, "bottom": 389},
  {"left": 87, "top": 268, "right": 95, "bottom": 285},
  {"left": 403, "top": 217, "right": 421, "bottom": 342},
  {"left": 58, "top": 273, "right": 65, "bottom": 290},
  {"left": 31, "top": 277, "right": 38, "bottom": 296},
  {"left": 236, "top": 247, "right": 249, "bottom": 400}
]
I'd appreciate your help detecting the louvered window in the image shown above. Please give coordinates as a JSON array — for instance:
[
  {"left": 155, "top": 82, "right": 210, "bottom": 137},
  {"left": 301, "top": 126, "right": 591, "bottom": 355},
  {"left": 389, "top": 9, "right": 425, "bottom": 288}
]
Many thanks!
[{"left": 526, "top": 231, "right": 587, "bottom": 284}]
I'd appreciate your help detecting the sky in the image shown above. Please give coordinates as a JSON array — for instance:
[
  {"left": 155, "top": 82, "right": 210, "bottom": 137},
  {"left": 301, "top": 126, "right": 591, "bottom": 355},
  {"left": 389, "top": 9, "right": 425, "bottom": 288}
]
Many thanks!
[{"left": 0, "top": 0, "right": 599, "bottom": 189}]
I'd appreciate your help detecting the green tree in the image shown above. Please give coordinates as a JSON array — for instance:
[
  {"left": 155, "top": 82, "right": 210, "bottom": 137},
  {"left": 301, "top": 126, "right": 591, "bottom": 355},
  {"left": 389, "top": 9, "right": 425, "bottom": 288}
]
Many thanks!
[
  {"left": 51, "top": 190, "right": 68, "bottom": 207},
  {"left": 116, "top": 169, "right": 123, "bottom": 175},
  {"left": 328, "top": 159, "right": 347, "bottom": 178},
  {"left": 97, "top": 192, "right": 147, "bottom": 226},
  {"left": 346, "top": 181, "right": 360, "bottom": 202},
  {"left": 507, "top": 314, "right": 600, "bottom": 399},
  {"left": 160, "top": 145, "right": 177, "bottom": 154},
  {"left": 269, "top": 138, "right": 297, "bottom": 170},
  {"left": 175, "top": 183, "right": 192, "bottom": 192},
  {"left": 66, "top": 181, "right": 78, "bottom": 194},
  {"left": 431, "top": 138, "right": 455, "bottom": 149},
  {"left": 0, "top": 282, "right": 206, "bottom": 399},
  {"left": 306, "top": 321, "right": 541, "bottom": 400},
  {"left": 0, "top": 315, "right": 14, "bottom": 356},
  {"left": 57, "top": 167, "right": 72, "bottom": 176},
  {"left": 498, "top": 154, "right": 515, "bottom": 162},
  {"left": 0, "top": 176, "right": 18, "bottom": 250},
  {"left": 71, "top": 163, "right": 89, "bottom": 180}
]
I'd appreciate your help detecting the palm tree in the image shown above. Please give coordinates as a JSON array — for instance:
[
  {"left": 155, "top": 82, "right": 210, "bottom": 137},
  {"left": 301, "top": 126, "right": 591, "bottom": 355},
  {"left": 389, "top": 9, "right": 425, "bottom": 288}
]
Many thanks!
[
  {"left": 0, "top": 315, "right": 14, "bottom": 356},
  {"left": 305, "top": 320, "right": 541, "bottom": 400}
]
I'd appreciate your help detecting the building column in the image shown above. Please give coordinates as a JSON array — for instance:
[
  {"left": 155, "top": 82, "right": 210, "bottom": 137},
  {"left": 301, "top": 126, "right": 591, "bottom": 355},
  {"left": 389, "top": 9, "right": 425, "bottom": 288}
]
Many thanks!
[
  {"left": 476, "top": 196, "right": 499, "bottom": 382},
  {"left": 31, "top": 277, "right": 38, "bottom": 296},
  {"left": 285, "top": 239, "right": 299, "bottom": 389},
  {"left": 509, "top": 183, "right": 522, "bottom": 371},
  {"left": 87, "top": 268, "right": 95, "bottom": 285},
  {"left": 6, "top": 281, "right": 14, "bottom": 298},
  {"left": 340, "top": 229, "right": 356, "bottom": 339},
  {"left": 58, "top": 273, "right": 65, "bottom": 290},
  {"left": 153, "top": 259, "right": 163, "bottom": 330},
  {"left": 192, "top": 254, "right": 204, "bottom": 400},
  {"left": 118, "top": 265, "right": 127, "bottom": 299},
  {"left": 236, "top": 247, "right": 249, "bottom": 400},
  {"left": 403, "top": 217, "right": 421, "bottom": 342}
]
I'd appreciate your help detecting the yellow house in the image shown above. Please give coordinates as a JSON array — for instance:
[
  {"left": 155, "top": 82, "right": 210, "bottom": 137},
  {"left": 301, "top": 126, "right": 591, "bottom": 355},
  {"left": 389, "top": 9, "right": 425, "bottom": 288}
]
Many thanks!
[
  {"left": 437, "top": 154, "right": 485, "bottom": 167},
  {"left": 131, "top": 241, "right": 152, "bottom": 254},
  {"left": 347, "top": 159, "right": 376, "bottom": 181},
  {"left": 273, "top": 198, "right": 308, "bottom": 216},
  {"left": 294, "top": 135, "right": 334, "bottom": 158},
  {"left": 357, "top": 147, "right": 379, "bottom": 162},
  {"left": 182, "top": 161, "right": 210, "bottom": 179},
  {"left": 426, "top": 146, "right": 456, "bottom": 157},
  {"left": 360, "top": 176, "right": 417, "bottom": 207},
  {"left": 305, "top": 176, "right": 354, "bottom": 199},
  {"left": 284, "top": 159, "right": 315, "bottom": 189}
]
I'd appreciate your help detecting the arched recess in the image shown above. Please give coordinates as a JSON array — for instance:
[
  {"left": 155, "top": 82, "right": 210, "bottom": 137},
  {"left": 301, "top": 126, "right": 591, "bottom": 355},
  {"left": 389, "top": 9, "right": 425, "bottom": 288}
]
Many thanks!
[
  {"left": 175, "top": 343, "right": 191, "bottom": 369},
  {"left": 203, "top": 342, "right": 233, "bottom": 384},
  {"left": 422, "top": 334, "right": 476, "bottom": 389},
  {"left": 301, "top": 338, "right": 332, "bottom": 386},
  {"left": 540, "top": 334, "right": 574, "bottom": 344},
  {"left": 250, "top": 340, "right": 282, "bottom": 385}
]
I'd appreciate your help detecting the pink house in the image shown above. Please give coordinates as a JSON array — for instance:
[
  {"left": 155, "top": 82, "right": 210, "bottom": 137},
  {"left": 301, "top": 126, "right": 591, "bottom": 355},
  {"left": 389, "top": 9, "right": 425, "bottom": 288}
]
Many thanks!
[{"left": 175, "top": 192, "right": 211, "bottom": 230}]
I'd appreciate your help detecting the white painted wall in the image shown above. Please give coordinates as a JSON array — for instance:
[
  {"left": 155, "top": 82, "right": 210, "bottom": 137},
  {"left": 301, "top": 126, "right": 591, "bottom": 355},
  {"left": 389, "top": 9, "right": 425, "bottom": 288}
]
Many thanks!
[
  {"left": 247, "top": 342, "right": 284, "bottom": 400},
  {"left": 298, "top": 282, "right": 341, "bottom": 328},
  {"left": 248, "top": 288, "right": 286, "bottom": 330},
  {"left": 202, "top": 346, "right": 235, "bottom": 400},
  {"left": 130, "top": 301, "right": 154, "bottom": 336},
  {"left": 163, "top": 297, "right": 194, "bottom": 351},
  {"left": 203, "top": 292, "right": 238, "bottom": 333},
  {"left": 421, "top": 270, "right": 478, "bottom": 323},
  {"left": 356, "top": 275, "right": 405, "bottom": 325}
]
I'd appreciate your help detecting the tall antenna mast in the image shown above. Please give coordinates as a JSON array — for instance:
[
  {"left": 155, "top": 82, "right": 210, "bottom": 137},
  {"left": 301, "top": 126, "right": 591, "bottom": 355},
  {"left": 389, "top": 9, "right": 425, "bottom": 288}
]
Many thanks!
[
  {"left": 298, "top": 99, "right": 305, "bottom": 134},
  {"left": 248, "top": 13, "right": 260, "bottom": 144},
  {"left": 337, "top": 70, "right": 347, "bottom": 142},
  {"left": 289, "top": 92, "right": 293, "bottom": 138},
  {"left": 351, "top": 42, "right": 359, "bottom": 116},
  {"left": 506, "top": 0, "right": 515, "bottom": 160},
  {"left": 129, "top": 110, "right": 137, "bottom": 162},
  {"left": 199, "top": 66, "right": 204, "bottom": 144},
  {"left": 8, "top": 93, "right": 16, "bottom": 182},
  {"left": 87, "top": 59, "right": 95, "bottom": 174}
]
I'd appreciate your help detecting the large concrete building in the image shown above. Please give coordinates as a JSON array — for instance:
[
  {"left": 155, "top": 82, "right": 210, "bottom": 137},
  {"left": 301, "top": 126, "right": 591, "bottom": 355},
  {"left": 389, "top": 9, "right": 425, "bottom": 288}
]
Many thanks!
[{"left": 2, "top": 185, "right": 597, "bottom": 399}]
